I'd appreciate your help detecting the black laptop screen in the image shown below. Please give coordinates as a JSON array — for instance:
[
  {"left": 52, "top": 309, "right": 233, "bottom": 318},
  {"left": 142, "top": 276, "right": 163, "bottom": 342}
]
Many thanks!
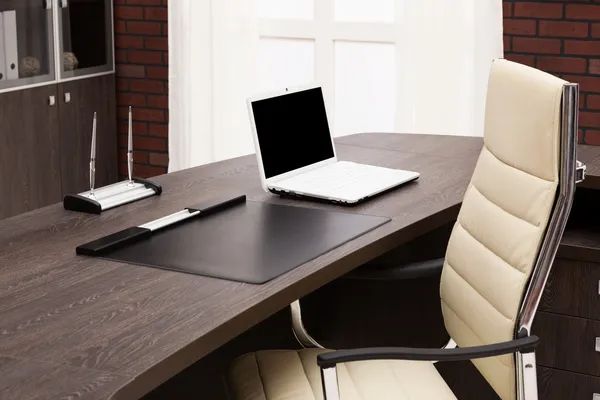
[{"left": 251, "top": 87, "right": 335, "bottom": 179}]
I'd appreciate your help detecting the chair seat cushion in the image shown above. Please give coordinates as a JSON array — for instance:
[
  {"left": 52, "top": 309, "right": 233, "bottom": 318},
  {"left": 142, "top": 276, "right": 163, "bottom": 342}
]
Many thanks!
[{"left": 228, "top": 349, "right": 457, "bottom": 400}]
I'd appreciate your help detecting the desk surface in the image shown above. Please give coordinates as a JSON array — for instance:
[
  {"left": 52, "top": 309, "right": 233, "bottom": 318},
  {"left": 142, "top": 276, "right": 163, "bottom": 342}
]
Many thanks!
[{"left": 0, "top": 132, "right": 531, "bottom": 399}]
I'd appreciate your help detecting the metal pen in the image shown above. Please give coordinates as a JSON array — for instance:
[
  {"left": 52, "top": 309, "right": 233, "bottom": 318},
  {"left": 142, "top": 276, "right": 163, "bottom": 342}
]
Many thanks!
[
  {"left": 89, "top": 112, "right": 97, "bottom": 197},
  {"left": 127, "top": 106, "right": 134, "bottom": 186}
]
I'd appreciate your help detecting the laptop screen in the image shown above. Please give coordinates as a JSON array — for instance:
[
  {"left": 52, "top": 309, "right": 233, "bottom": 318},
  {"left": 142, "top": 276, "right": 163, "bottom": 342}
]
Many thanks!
[{"left": 251, "top": 87, "right": 335, "bottom": 179}]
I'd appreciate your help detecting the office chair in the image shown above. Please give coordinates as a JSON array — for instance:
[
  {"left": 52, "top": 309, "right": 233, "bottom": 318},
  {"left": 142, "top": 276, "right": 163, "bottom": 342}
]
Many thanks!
[{"left": 226, "top": 59, "right": 585, "bottom": 400}]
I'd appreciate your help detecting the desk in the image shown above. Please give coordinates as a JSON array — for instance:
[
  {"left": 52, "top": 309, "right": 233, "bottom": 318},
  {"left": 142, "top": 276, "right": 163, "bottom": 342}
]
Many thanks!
[
  {"left": 0, "top": 133, "right": 483, "bottom": 400},
  {"left": 6, "top": 133, "right": 600, "bottom": 400}
]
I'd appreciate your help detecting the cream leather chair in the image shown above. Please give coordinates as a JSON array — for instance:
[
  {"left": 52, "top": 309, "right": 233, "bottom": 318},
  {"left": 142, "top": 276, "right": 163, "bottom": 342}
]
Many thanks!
[{"left": 227, "top": 59, "right": 584, "bottom": 400}]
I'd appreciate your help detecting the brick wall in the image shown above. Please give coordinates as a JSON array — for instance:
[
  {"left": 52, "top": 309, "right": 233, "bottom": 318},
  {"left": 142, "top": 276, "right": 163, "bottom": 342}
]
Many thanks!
[
  {"left": 114, "top": 0, "right": 169, "bottom": 178},
  {"left": 504, "top": 1, "right": 600, "bottom": 145}
]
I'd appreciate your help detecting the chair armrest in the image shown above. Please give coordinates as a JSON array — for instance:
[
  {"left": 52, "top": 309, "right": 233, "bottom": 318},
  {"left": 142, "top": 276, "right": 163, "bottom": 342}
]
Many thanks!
[
  {"left": 316, "top": 335, "right": 539, "bottom": 368},
  {"left": 344, "top": 258, "right": 445, "bottom": 280}
]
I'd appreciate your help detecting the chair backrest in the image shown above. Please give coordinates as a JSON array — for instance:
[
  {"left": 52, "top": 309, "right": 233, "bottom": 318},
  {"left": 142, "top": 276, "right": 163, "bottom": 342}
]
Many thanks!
[{"left": 439, "top": 59, "right": 566, "bottom": 400}]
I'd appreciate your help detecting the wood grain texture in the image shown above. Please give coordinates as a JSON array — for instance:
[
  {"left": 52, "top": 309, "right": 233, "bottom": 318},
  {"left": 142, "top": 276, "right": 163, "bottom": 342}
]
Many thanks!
[
  {"left": 578, "top": 145, "right": 600, "bottom": 190},
  {"left": 0, "top": 85, "right": 62, "bottom": 220},
  {"left": 0, "top": 133, "right": 482, "bottom": 399},
  {"left": 538, "top": 366, "right": 600, "bottom": 400},
  {"left": 540, "top": 258, "right": 600, "bottom": 321},
  {"left": 534, "top": 311, "right": 600, "bottom": 376},
  {"left": 0, "top": 355, "right": 129, "bottom": 400},
  {"left": 59, "top": 74, "right": 118, "bottom": 196},
  {"left": 560, "top": 188, "right": 600, "bottom": 263}
]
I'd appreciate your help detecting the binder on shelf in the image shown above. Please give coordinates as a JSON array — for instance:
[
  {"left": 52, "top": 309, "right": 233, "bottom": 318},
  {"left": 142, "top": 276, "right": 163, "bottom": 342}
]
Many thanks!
[
  {"left": 3, "top": 10, "right": 18, "bottom": 80},
  {"left": 0, "top": 13, "right": 6, "bottom": 81}
]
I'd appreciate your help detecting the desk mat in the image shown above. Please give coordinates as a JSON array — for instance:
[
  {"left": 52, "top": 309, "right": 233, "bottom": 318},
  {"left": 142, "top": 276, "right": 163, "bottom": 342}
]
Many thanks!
[{"left": 98, "top": 201, "right": 390, "bottom": 284}]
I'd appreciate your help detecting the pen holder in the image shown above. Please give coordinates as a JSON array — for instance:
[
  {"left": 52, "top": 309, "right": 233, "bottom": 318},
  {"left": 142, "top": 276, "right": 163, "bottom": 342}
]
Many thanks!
[
  {"left": 64, "top": 108, "right": 162, "bottom": 214},
  {"left": 63, "top": 178, "right": 162, "bottom": 214}
]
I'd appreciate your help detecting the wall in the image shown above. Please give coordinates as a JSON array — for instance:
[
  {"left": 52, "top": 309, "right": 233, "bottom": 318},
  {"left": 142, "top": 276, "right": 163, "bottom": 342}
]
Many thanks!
[
  {"left": 504, "top": 1, "right": 600, "bottom": 145},
  {"left": 114, "top": 0, "right": 169, "bottom": 178}
]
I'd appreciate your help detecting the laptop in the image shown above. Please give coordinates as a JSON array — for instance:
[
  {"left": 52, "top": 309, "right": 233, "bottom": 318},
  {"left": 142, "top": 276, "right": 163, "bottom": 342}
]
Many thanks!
[{"left": 247, "top": 84, "right": 420, "bottom": 205}]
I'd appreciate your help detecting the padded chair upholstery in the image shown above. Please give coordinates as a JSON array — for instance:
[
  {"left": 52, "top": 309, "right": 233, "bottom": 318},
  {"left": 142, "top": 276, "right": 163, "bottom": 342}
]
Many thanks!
[
  {"left": 440, "top": 59, "right": 564, "bottom": 400},
  {"left": 227, "top": 60, "right": 566, "bottom": 400},
  {"left": 228, "top": 349, "right": 457, "bottom": 400}
]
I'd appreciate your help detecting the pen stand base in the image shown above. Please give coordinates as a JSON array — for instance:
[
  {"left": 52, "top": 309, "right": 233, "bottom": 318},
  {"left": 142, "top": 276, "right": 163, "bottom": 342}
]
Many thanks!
[{"left": 63, "top": 178, "right": 162, "bottom": 214}]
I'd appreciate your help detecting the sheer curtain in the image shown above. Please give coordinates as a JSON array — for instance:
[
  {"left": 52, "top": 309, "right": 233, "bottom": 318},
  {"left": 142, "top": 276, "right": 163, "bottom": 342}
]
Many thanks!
[
  {"left": 402, "top": 0, "right": 503, "bottom": 137},
  {"left": 168, "top": 0, "right": 258, "bottom": 172},
  {"left": 169, "top": 0, "right": 503, "bottom": 171}
]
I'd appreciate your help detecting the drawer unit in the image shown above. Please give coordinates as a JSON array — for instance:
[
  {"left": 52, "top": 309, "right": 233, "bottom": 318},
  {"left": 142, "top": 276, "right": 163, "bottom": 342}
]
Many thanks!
[
  {"left": 540, "top": 259, "right": 600, "bottom": 321},
  {"left": 534, "top": 311, "right": 600, "bottom": 376},
  {"left": 538, "top": 367, "right": 600, "bottom": 400}
]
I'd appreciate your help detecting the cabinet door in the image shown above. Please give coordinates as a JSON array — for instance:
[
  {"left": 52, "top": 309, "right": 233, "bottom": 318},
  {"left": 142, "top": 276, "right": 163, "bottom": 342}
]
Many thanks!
[
  {"left": 0, "top": 85, "right": 61, "bottom": 219},
  {"left": 0, "top": 0, "right": 56, "bottom": 91},
  {"left": 58, "top": 74, "right": 117, "bottom": 195},
  {"left": 58, "top": 0, "right": 113, "bottom": 79}
]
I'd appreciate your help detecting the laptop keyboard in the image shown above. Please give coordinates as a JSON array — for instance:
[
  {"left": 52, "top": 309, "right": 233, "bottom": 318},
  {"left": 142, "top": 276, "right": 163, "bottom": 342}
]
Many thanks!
[
  {"left": 286, "top": 162, "right": 374, "bottom": 190},
  {"left": 275, "top": 161, "right": 417, "bottom": 201}
]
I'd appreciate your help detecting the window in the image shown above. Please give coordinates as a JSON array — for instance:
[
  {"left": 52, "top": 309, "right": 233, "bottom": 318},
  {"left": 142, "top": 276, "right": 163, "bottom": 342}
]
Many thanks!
[{"left": 255, "top": 0, "right": 404, "bottom": 137}]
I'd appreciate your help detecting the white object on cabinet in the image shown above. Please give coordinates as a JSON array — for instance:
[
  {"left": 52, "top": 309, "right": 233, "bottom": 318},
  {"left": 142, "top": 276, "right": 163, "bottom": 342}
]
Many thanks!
[{"left": 3, "top": 10, "right": 18, "bottom": 80}]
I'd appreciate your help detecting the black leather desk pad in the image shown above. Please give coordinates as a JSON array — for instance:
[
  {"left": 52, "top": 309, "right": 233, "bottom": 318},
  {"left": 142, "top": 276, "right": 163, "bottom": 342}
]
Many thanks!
[{"left": 101, "top": 201, "right": 390, "bottom": 284}]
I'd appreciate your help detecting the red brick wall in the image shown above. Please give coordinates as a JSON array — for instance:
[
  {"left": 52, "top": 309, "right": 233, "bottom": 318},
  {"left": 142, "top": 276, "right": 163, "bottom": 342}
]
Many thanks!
[
  {"left": 114, "top": 0, "right": 169, "bottom": 178},
  {"left": 504, "top": 1, "right": 600, "bottom": 145}
]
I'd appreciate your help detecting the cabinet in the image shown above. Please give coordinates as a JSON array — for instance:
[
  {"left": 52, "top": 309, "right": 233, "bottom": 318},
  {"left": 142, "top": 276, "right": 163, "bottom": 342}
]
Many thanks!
[
  {"left": 59, "top": 74, "right": 117, "bottom": 195},
  {"left": 0, "top": 0, "right": 116, "bottom": 219},
  {"left": 0, "top": 85, "right": 61, "bottom": 218}
]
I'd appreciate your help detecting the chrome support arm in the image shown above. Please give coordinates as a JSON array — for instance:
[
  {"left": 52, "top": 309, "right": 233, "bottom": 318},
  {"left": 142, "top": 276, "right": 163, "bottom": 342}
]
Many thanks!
[
  {"left": 321, "top": 366, "right": 341, "bottom": 400},
  {"left": 290, "top": 300, "right": 324, "bottom": 349},
  {"left": 517, "top": 351, "right": 539, "bottom": 400}
]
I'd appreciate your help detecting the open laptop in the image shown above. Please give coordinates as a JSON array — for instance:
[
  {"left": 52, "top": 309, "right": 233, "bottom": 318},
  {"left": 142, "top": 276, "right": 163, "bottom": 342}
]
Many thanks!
[{"left": 247, "top": 84, "right": 420, "bottom": 205}]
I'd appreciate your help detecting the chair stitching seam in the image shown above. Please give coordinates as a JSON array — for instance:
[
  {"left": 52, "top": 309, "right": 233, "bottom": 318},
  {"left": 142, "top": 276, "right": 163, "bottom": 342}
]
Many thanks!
[
  {"left": 484, "top": 144, "right": 554, "bottom": 183},
  {"left": 441, "top": 299, "right": 513, "bottom": 369},
  {"left": 344, "top": 362, "right": 366, "bottom": 400},
  {"left": 456, "top": 219, "right": 525, "bottom": 275},
  {"left": 445, "top": 260, "right": 514, "bottom": 322},
  {"left": 471, "top": 183, "right": 540, "bottom": 228},
  {"left": 253, "top": 353, "right": 268, "bottom": 400},
  {"left": 298, "top": 351, "right": 319, "bottom": 399},
  {"left": 453, "top": 220, "right": 526, "bottom": 277},
  {"left": 387, "top": 360, "right": 412, "bottom": 400}
]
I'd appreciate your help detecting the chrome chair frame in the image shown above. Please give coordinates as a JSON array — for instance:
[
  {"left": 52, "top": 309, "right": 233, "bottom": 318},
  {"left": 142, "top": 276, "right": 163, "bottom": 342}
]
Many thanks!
[
  {"left": 299, "top": 83, "right": 583, "bottom": 400},
  {"left": 514, "top": 83, "right": 580, "bottom": 400}
]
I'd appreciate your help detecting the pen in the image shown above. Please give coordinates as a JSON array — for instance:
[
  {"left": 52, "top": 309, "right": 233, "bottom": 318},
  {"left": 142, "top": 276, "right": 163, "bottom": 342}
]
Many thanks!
[
  {"left": 127, "top": 106, "right": 134, "bottom": 186},
  {"left": 89, "top": 112, "right": 97, "bottom": 197}
]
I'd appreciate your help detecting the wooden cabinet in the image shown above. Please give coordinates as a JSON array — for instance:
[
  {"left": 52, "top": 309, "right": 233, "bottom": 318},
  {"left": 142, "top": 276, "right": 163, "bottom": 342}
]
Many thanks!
[
  {"left": 538, "top": 367, "right": 600, "bottom": 400},
  {"left": 0, "top": 74, "right": 117, "bottom": 219},
  {"left": 0, "top": 0, "right": 116, "bottom": 219},
  {"left": 58, "top": 74, "right": 117, "bottom": 195},
  {"left": 532, "top": 188, "right": 600, "bottom": 400},
  {"left": 0, "top": 84, "right": 62, "bottom": 219}
]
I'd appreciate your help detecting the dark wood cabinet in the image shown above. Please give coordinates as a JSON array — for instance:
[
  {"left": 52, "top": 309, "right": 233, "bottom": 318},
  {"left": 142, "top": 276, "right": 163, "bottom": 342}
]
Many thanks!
[
  {"left": 0, "top": 74, "right": 117, "bottom": 220},
  {"left": 0, "top": 85, "right": 62, "bottom": 219},
  {"left": 538, "top": 367, "right": 600, "bottom": 400},
  {"left": 58, "top": 74, "right": 117, "bottom": 195}
]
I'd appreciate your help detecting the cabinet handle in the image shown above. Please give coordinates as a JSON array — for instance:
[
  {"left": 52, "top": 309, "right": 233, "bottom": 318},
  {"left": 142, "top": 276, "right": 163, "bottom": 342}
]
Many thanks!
[
  {"left": 43, "top": 0, "right": 52, "bottom": 10},
  {"left": 64, "top": 92, "right": 71, "bottom": 104},
  {"left": 593, "top": 394, "right": 600, "bottom": 400},
  {"left": 60, "top": 0, "right": 68, "bottom": 8},
  {"left": 48, "top": 95, "right": 56, "bottom": 107}
]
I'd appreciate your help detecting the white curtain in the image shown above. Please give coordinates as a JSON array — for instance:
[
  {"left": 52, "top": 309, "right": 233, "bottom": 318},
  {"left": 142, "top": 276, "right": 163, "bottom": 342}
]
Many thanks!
[
  {"left": 401, "top": 0, "right": 503, "bottom": 137},
  {"left": 168, "top": 0, "right": 258, "bottom": 172},
  {"left": 169, "top": 0, "right": 503, "bottom": 171}
]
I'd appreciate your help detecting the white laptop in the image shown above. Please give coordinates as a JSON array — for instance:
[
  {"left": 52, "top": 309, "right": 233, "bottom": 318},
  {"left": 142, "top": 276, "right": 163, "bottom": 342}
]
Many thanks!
[{"left": 247, "top": 84, "right": 420, "bottom": 205}]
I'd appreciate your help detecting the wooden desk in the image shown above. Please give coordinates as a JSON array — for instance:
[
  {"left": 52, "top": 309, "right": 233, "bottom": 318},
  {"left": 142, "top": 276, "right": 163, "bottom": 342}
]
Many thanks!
[{"left": 0, "top": 133, "right": 483, "bottom": 400}]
